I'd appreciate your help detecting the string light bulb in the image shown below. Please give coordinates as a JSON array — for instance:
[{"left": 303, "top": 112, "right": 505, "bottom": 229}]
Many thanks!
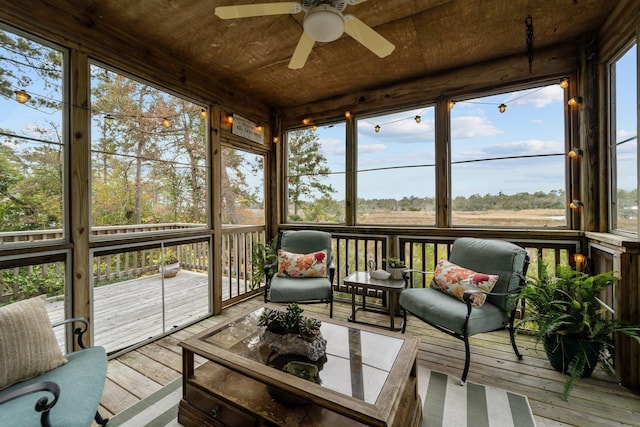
[
  {"left": 568, "top": 148, "right": 583, "bottom": 158},
  {"left": 374, "top": 124, "right": 381, "bottom": 133},
  {"left": 200, "top": 108, "right": 207, "bottom": 119},
  {"left": 414, "top": 115, "right": 421, "bottom": 123},
  {"left": 448, "top": 100, "right": 455, "bottom": 110},
  {"left": 256, "top": 125, "right": 263, "bottom": 133},
  {"left": 162, "top": 117, "right": 171, "bottom": 128},
  {"left": 568, "top": 96, "right": 583, "bottom": 107},
  {"left": 569, "top": 200, "right": 584, "bottom": 209},
  {"left": 273, "top": 136, "right": 279, "bottom": 144},
  {"left": 559, "top": 78, "right": 569, "bottom": 89},
  {"left": 345, "top": 111, "right": 352, "bottom": 119},
  {"left": 302, "top": 117, "right": 312, "bottom": 126},
  {"left": 573, "top": 253, "right": 585, "bottom": 264},
  {"left": 498, "top": 103, "right": 507, "bottom": 113},
  {"left": 14, "top": 90, "right": 30, "bottom": 104},
  {"left": 226, "top": 114, "right": 234, "bottom": 124},
  {"left": 104, "top": 114, "right": 114, "bottom": 126}
]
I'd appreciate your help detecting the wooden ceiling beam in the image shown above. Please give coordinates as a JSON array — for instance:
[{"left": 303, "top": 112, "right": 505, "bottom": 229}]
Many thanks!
[
  {"left": 0, "top": 0, "right": 272, "bottom": 121},
  {"left": 280, "top": 42, "right": 579, "bottom": 128}
]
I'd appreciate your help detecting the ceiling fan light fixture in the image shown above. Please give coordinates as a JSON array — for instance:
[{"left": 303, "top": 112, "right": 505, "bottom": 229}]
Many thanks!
[{"left": 303, "top": 5, "right": 344, "bottom": 42}]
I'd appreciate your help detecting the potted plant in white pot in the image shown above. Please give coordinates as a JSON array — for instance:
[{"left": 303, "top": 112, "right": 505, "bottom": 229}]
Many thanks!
[
  {"left": 384, "top": 257, "right": 407, "bottom": 280},
  {"left": 161, "top": 251, "right": 180, "bottom": 278},
  {"left": 518, "top": 264, "right": 640, "bottom": 400}
]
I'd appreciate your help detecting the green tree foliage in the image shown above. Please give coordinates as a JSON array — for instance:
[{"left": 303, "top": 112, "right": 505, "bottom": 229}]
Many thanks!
[
  {"left": 287, "top": 129, "right": 335, "bottom": 219},
  {"left": 0, "top": 30, "right": 63, "bottom": 231},
  {"left": 452, "top": 190, "right": 565, "bottom": 211},
  {"left": 90, "top": 67, "right": 208, "bottom": 226}
]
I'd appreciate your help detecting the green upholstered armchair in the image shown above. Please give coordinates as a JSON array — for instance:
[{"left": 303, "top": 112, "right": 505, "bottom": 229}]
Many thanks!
[
  {"left": 0, "top": 297, "right": 108, "bottom": 427},
  {"left": 399, "top": 237, "right": 529, "bottom": 384},
  {"left": 264, "top": 230, "right": 335, "bottom": 317}
]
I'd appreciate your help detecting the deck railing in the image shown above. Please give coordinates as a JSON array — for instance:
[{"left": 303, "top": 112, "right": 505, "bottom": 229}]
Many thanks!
[{"left": 1, "top": 225, "right": 581, "bottom": 305}]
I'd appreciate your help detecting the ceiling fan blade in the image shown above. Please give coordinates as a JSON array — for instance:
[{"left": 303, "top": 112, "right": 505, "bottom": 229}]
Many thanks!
[
  {"left": 288, "top": 32, "right": 315, "bottom": 69},
  {"left": 215, "top": 2, "right": 302, "bottom": 19},
  {"left": 343, "top": 15, "right": 395, "bottom": 58}
]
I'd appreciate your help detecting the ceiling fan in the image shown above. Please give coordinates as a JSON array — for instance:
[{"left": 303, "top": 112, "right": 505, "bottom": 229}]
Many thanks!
[{"left": 214, "top": 0, "right": 395, "bottom": 69}]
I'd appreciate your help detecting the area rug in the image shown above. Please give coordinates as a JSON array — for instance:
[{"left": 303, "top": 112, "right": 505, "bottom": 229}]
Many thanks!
[
  {"left": 107, "top": 378, "right": 182, "bottom": 427},
  {"left": 418, "top": 369, "right": 536, "bottom": 427},
  {"left": 108, "top": 362, "right": 536, "bottom": 427}
]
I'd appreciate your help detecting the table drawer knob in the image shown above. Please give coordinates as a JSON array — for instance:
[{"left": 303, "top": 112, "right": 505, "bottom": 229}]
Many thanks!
[{"left": 211, "top": 406, "right": 220, "bottom": 418}]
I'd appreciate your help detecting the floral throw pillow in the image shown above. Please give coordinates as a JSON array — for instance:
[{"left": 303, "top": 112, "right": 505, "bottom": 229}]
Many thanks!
[
  {"left": 430, "top": 259, "right": 499, "bottom": 308},
  {"left": 277, "top": 249, "right": 328, "bottom": 278}
]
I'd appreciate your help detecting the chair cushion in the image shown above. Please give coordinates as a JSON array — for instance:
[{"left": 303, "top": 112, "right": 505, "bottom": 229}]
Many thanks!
[
  {"left": 449, "top": 237, "right": 528, "bottom": 311},
  {"left": 399, "top": 288, "right": 508, "bottom": 335},
  {"left": 277, "top": 249, "right": 328, "bottom": 278},
  {"left": 0, "top": 346, "right": 107, "bottom": 427},
  {"left": 268, "top": 276, "right": 332, "bottom": 302},
  {"left": 280, "top": 230, "right": 332, "bottom": 264},
  {"left": 430, "top": 259, "right": 498, "bottom": 308},
  {"left": 0, "top": 296, "right": 68, "bottom": 391}
]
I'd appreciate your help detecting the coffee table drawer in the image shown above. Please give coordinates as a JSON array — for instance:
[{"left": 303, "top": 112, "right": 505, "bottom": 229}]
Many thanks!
[{"left": 186, "top": 385, "right": 257, "bottom": 426}]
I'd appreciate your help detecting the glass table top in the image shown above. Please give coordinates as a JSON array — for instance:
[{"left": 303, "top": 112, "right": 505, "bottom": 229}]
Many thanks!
[{"left": 198, "top": 307, "right": 405, "bottom": 404}]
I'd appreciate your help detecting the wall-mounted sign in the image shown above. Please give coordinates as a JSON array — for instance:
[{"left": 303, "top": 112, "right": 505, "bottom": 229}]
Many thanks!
[{"left": 231, "top": 114, "right": 264, "bottom": 144}]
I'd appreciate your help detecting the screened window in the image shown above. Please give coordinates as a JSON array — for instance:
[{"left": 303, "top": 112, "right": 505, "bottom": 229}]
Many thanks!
[
  {"left": 285, "top": 124, "right": 345, "bottom": 223},
  {"left": 0, "top": 26, "right": 65, "bottom": 240},
  {"left": 89, "top": 65, "right": 208, "bottom": 236},
  {"left": 221, "top": 147, "right": 265, "bottom": 225},
  {"left": 450, "top": 85, "right": 566, "bottom": 227},
  {"left": 356, "top": 107, "right": 435, "bottom": 225},
  {"left": 610, "top": 42, "right": 638, "bottom": 235}
]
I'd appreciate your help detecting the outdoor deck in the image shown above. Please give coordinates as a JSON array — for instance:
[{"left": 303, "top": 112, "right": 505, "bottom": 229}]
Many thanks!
[
  {"left": 92, "top": 295, "right": 640, "bottom": 427},
  {"left": 47, "top": 270, "right": 251, "bottom": 353}
]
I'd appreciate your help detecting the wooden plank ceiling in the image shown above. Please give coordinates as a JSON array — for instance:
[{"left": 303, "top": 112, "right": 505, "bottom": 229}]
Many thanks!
[{"left": 6, "top": 0, "right": 614, "bottom": 110}]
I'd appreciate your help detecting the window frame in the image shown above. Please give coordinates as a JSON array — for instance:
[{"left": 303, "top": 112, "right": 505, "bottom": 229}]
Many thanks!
[
  {"left": 0, "top": 23, "right": 69, "bottom": 247},
  {"left": 87, "top": 60, "right": 211, "bottom": 242},
  {"left": 608, "top": 38, "right": 639, "bottom": 237}
]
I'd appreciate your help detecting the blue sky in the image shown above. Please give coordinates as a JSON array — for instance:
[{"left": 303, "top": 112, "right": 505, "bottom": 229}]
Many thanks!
[
  {"left": 313, "top": 84, "right": 568, "bottom": 200},
  {"left": 1, "top": 31, "right": 638, "bottom": 203}
]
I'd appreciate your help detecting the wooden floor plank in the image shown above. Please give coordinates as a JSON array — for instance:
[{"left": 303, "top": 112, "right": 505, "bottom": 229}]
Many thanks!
[{"left": 99, "top": 295, "right": 640, "bottom": 427}]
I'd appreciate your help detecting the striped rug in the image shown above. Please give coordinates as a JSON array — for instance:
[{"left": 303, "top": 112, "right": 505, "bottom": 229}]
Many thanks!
[
  {"left": 418, "top": 369, "right": 536, "bottom": 427},
  {"left": 108, "top": 361, "right": 536, "bottom": 427}
]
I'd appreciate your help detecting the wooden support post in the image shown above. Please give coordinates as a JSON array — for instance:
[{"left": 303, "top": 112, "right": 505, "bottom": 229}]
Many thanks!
[{"left": 69, "top": 49, "right": 92, "bottom": 349}]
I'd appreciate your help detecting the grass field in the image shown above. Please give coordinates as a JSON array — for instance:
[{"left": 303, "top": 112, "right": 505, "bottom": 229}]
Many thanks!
[{"left": 357, "top": 208, "right": 567, "bottom": 227}]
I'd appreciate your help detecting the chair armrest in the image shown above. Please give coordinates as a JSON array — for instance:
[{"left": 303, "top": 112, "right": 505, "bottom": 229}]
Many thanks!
[
  {"left": 0, "top": 381, "right": 59, "bottom": 427},
  {"left": 51, "top": 317, "right": 89, "bottom": 349},
  {"left": 462, "top": 287, "right": 522, "bottom": 304}
]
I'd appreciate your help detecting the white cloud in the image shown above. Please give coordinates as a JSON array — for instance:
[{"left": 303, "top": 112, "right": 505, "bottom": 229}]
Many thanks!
[
  {"left": 451, "top": 116, "right": 502, "bottom": 139},
  {"left": 320, "top": 137, "right": 345, "bottom": 155},
  {"left": 358, "top": 143, "right": 386, "bottom": 154},
  {"left": 504, "top": 86, "right": 563, "bottom": 108}
]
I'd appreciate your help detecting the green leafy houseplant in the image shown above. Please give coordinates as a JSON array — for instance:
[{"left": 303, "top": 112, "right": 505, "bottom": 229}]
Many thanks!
[
  {"left": 384, "top": 257, "right": 407, "bottom": 279},
  {"left": 383, "top": 257, "right": 406, "bottom": 268},
  {"left": 250, "top": 236, "right": 278, "bottom": 290},
  {"left": 518, "top": 264, "right": 640, "bottom": 400}
]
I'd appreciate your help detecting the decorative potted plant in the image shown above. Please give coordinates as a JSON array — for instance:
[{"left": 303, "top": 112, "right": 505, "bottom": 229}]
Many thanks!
[
  {"left": 250, "top": 237, "right": 278, "bottom": 290},
  {"left": 258, "top": 303, "right": 326, "bottom": 361},
  {"left": 518, "top": 264, "right": 640, "bottom": 400},
  {"left": 161, "top": 251, "right": 180, "bottom": 278},
  {"left": 384, "top": 257, "right": 407, "bottom": 280}
]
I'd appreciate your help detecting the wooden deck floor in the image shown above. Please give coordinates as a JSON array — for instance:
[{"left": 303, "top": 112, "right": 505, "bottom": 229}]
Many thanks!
[
  {"left": 47, "top": 270, "right": 254, "bottom": 353},
  {"left": 96, "top": 296, "right": 640, "bottom": 427}
]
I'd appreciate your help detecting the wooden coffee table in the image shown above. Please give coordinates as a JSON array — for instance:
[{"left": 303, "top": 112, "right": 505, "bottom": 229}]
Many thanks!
[{"left": 178, "top": 305, "right": 421, "bottom": 427}]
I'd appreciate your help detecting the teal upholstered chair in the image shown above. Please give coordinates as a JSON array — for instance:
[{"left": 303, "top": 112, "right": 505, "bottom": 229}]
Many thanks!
[
  {"left": 264, "top": 230, "right": 334, "bottom": 317},
  {"left": 399, "top": 237, "right": 529, "bottom": 384}
]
